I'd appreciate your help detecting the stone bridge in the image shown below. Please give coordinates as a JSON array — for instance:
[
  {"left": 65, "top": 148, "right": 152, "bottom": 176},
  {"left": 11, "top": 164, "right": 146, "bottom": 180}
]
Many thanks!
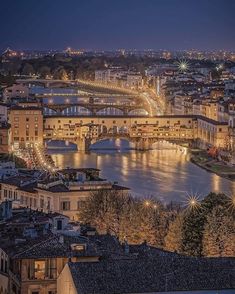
[
  {"left": 43, "top": 115, "right": 228, "bottom": 151},
  {"left": 43, "top": 102, "right": 150, "bottom": 116},
  {"left": 36, "top": 92, "right": 138, "bottom": 99}
]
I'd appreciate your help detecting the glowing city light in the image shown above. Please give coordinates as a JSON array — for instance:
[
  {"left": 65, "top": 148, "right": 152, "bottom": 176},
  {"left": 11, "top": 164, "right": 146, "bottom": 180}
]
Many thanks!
[
  {"left": 177, "top": 59, "right": 190, "bottom": 72},
  {"left": 183, "top": 193, "right": 201, "bottom": 211},
  {"left": 144, "top": 200, "right": 151, "bottom": 207}
]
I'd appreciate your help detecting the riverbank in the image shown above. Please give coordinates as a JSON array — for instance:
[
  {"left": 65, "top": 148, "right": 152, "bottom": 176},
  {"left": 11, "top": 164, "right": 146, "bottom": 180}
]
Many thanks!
[{"left": 190, "top": 150, "right": 235, "bottom": 181}]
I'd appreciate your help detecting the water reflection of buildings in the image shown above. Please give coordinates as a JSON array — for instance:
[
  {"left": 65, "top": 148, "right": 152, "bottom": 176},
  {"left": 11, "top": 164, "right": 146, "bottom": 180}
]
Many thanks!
[
  {"left": 50, "top": 139, "right": 235, "bottom": 203},
  {"left": 211, "top": 174, "right": 235, "bottom": 194}
]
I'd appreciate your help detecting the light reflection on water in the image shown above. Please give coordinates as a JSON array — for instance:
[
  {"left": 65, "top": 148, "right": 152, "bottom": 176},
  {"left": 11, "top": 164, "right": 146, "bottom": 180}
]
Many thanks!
[{"left": 49, "top": 139, "right": 235, "bottom": 204}]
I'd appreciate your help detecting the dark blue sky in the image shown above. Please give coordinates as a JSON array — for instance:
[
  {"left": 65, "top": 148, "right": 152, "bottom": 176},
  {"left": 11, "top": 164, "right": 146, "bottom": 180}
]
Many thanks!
[{"left": 1, "top": 0, "right": 235, "bottom": 51}]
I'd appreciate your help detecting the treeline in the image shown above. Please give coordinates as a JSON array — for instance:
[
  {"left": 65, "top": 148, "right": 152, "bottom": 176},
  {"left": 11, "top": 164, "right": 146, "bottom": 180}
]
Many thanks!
[
  {"left": 0, "top": 54, "right": 221, "bottom": 81},
  {"left": 0, "top": 55, "right": 149, "bottom": 80},
  {"left": 79, "top": 191, "right": 235, "bottom": 257}
]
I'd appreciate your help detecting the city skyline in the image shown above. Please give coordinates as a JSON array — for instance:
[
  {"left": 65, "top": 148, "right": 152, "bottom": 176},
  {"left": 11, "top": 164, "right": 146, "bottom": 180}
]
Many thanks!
[
  {"left": 0, "top": 2, "right": 235, "bottom": 292},
  {"left": 1, "top": 0, "right": 235, "bottom": 51}
]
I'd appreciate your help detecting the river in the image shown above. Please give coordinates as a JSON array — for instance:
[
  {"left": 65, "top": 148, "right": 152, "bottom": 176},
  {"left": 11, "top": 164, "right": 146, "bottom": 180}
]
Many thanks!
[{"left": 48, "top": 139, "right": 235, "bottom": 204}]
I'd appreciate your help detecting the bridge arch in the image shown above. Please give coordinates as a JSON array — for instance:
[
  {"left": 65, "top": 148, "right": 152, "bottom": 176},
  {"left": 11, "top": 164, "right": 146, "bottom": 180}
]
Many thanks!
[
  {"left": 128, "top": 109, "right": 149, "bottom": 116},
  {"left": 89, "top": 136, "right": 134, "bottom": 150},
  {"left": 61, "top": 106, "right": 92, "bottom": 116},
  {"left": 45, "top": 139, "right": 78, "bottom": 150},
  {"left": 96, "top": 107, "right": 124, "bottom": 116},
  {"left": 43, "top": 107, "right": 57, "bottom": 116}
]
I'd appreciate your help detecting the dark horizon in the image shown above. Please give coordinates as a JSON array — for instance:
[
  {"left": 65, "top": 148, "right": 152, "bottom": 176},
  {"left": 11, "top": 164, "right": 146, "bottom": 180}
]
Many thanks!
[{"left": 1, "top": 0, "right": 235, "bottom": 51}]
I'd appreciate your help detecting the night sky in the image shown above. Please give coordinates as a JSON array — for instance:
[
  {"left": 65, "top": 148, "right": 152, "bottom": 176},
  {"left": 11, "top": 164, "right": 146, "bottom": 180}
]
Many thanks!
[{"left": 1, "top": 0, "right": 235, "bottom": 51}]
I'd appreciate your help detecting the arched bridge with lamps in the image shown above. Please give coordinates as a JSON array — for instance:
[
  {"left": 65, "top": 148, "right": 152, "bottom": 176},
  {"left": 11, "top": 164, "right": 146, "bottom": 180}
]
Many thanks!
[
  {"left": 44, "top": 115, "right": 200, "bottom": 151},
  {"left": 43, "top": 102, "right": 150, "bottom": 116},
  {"left": 43, "top": 115, "right": 229, "bottom": 151},
  {"left": 44, "top": 126, "right": 195, "bottom": 151}
]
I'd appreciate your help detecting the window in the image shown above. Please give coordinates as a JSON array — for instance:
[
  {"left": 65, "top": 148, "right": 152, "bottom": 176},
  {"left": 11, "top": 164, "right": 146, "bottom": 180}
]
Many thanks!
[
  {"left": 48, "top": 259, "right": 56, "bottom": 279},
  {"left": 72, "top": 244, "right": 86, "bottom": 251},
  {"left": 34, "top": 260, "right": 45, "bottom": 279},
  {"left": 56, "top": 220, "right": 62, "bottom": 230},
  {"left": 26, "top": 118, "right": 29, "bottom": 122},
  {"left": 77, "top": 201, "right": 86, "bottom": 210},
  {"left": 40, "top": 198, "right": 44, "bottom": 209},
  {"left": 3, "top": 190, "right": 7, "bottom": 198},
  {"left": 60, "top": 201, "right": 70, "bottom": 211}
]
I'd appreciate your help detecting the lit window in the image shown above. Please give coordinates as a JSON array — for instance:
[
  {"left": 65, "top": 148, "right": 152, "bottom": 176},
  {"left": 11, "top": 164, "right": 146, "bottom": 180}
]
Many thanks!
[{"left": 34, "top": 260, "right": 45, "bottom": 279}]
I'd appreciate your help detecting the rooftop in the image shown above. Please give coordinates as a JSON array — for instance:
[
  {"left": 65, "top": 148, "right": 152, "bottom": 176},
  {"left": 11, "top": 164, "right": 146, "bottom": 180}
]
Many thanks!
[{"left": 68, "top": 256, "right": 235, "bottom": 294}]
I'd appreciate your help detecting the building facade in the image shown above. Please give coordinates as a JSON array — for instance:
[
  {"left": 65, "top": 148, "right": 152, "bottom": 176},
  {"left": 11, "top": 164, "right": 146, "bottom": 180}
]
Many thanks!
[
  {"left": 3, "top": 84, "right": 29, "bottom": 101},
  {"left": 9, "top": 106, "right": 43, "bottom": 150}
]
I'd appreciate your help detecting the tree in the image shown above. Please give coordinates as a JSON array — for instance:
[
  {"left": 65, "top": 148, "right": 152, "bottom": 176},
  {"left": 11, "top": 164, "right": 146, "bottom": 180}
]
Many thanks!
[
  {"left": 164, "top": 213, "right": 184, "bottom": 253},
  {"left": 202, "top": 206, "right": 235, "bottom": 257},
  {"left": 38, "top": 66, "right": 51, "bottom": 78},
  {"left": 22, "top": 63, "right": 35, "bottom": 76},
  {"left": 181, "top": 193, "right": 231, "bottom": 256},
  {"left": 79, "top": 189, "right": 132, "bottom": 237},
  {"left": 53, "top": 66, "right": 68, "bottom": 80},
  {"left": 123, "top": 201, "right": 157, "bottom": 245},
  {"left": 79, "top": 191, "right": 170, "bottom": 246}
]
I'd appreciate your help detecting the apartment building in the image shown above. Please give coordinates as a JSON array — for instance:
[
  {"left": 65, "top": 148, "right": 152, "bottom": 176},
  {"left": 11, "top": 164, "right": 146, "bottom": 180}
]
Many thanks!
[
  {"left": 0, "top": 168, "right": 129, "bottom": 220},
  {"left": 9, "top": 106, "right": 43, "bottom": 150}
]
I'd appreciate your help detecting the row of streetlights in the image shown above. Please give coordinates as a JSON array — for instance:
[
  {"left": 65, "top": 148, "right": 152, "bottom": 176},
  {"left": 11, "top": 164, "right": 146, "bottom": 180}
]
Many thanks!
[{"left": 34, "top": 143, "right": 57, "bottom": 173}]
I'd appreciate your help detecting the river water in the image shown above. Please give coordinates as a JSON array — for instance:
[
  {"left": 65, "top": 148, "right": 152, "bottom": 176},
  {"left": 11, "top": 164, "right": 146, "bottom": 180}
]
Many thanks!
[
  {"left": 32, "top": 86, "right": 234, "bottom": 203},
  {"left": 48, "top": 139, "right": 235, "bottom": 204}
]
